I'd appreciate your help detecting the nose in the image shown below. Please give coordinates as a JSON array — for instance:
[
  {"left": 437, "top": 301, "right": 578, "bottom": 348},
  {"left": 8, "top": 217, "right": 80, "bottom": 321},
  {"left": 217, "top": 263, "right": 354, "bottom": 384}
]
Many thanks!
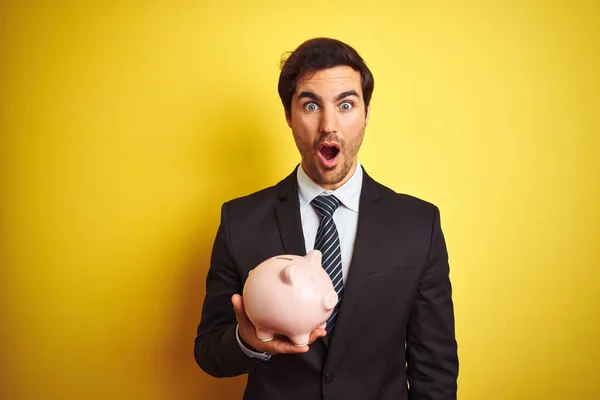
[{"left": 319, "top": 106, "right": 339, "bottom": 134}]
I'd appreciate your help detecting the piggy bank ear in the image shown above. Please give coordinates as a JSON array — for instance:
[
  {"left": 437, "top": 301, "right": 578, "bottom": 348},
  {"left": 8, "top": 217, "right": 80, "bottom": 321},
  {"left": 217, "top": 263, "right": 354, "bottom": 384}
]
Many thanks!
[
  {"left": 281, "top": 265, "right": 297, "bottom": 285},
  {"left": 306, "top": 249, "right": 322, "bottom": 265}
]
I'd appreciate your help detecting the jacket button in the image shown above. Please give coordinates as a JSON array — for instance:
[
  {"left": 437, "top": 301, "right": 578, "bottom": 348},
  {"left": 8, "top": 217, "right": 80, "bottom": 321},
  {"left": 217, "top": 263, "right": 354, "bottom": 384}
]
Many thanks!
[{"left": 324, "top": 372, "right": 335, "bottom": 384}]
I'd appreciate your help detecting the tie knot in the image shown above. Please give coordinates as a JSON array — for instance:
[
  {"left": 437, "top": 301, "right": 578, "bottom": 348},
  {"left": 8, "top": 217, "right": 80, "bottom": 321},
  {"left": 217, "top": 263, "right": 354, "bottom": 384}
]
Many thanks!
[{"left": 311, "top": 195, "right": 341, "bottom": 218}]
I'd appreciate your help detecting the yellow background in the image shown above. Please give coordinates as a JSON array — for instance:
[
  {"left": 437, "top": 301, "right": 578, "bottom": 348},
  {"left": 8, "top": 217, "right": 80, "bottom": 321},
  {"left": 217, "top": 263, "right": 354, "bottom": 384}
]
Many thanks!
[{"left": 1, "top": 1, "right": 598, "bottom": 399}]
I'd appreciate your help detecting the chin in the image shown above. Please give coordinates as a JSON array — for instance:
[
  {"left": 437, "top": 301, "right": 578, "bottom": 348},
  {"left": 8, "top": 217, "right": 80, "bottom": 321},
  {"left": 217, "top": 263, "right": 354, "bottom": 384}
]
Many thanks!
[
  {"left": 317, "top": 168, "right": 346, "bottom": 186},
  {"left": 305, "top": 157, "right": 351, "bottom": 186}
]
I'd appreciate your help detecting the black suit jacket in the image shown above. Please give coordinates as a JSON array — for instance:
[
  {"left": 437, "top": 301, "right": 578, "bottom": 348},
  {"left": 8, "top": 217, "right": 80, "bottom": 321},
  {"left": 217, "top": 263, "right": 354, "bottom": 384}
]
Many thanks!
[{"left": 195, "top": 167, "right": 458, "bottom": 400}]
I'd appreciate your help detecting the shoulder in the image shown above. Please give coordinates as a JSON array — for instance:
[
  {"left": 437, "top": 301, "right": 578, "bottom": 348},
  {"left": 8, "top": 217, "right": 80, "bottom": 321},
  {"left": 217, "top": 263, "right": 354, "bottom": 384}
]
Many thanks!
[
  {"left": 362, "top": 171, "right": 442, "bottom": 236},
  {"left": 367, "top": 178, "right": 444, "bottom": 243},
  {"left": 225, "top": 184, "right": 279, "bottom": 212},
  {"left": 380, "top": 183, "right": 436, "bottom": 211},
  {"left": 220, "top": 170, "right": 295, "bottom": 222},
  {"left": 367, "top": 172, "right": 439, "bottom": 217}
]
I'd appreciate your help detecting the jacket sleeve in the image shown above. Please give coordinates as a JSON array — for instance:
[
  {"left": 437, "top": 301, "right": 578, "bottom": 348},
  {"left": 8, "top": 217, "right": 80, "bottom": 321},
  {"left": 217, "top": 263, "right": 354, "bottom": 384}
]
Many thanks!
[
  {"left": 194, "top": 202, "right": 254, "bottom": 377},
  {"left": 406, "top": 206, "right": 459, "bottom": 399}
]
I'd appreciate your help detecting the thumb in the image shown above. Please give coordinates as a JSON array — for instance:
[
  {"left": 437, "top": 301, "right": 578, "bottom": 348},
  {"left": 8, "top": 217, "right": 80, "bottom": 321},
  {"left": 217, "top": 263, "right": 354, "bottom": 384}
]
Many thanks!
[
  {"left": 231, "top": 294, "right": 250, "bottom": 324},
  {"left": 232, "top": 293, "right": 242, "bottom": 309}
]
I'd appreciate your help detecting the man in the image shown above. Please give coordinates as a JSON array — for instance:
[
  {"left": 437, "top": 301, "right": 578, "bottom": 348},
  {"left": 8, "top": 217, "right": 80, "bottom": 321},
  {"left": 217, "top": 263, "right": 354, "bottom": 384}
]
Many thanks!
[{"left": 194, "top": 37, "right": 458, "bottom": 399}]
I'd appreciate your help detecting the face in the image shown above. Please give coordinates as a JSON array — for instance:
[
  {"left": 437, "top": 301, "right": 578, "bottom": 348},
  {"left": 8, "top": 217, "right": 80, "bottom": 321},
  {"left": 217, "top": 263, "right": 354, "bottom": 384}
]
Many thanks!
[{"left": 286, "top": 66, "right": 370, "bottom": 190}]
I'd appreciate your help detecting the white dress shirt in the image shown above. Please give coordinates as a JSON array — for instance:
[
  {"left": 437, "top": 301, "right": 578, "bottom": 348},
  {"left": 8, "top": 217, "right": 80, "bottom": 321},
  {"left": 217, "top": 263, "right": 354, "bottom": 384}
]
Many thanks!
[
  {"left": 237, "top": 163, "right": 363, "bottom": 360},
  {"left": 297, "top": 162, "right": 362, "bottom": 286}
]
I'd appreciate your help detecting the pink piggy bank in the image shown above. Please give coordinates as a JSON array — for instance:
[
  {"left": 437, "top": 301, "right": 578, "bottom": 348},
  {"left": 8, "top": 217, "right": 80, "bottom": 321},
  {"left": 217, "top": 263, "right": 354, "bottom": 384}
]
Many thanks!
[{"left": 242, "top": 249, "right": 338, "bottom": 347}]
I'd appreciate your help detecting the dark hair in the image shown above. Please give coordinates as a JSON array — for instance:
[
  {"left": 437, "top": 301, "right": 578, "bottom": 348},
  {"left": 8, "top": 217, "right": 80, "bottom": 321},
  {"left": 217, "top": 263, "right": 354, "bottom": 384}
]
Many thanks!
[{"left": 278, "top": 38, "right": 374, "bottom": 116}]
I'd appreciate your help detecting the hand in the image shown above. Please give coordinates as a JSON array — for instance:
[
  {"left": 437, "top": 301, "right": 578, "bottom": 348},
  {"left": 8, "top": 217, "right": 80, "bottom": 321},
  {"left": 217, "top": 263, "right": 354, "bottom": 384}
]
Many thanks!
[{"left": 232, "top": 294, "right": 326, "bottom": 355}]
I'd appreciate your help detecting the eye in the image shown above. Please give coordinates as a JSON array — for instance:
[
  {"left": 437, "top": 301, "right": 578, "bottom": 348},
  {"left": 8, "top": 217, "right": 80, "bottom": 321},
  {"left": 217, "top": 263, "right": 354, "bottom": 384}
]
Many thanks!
[
  {"left": 340, "top": 101, "right": 353, "bottom": 111},
  {"left": 304, "top": 102, "right": 319, "bottom": 112}
]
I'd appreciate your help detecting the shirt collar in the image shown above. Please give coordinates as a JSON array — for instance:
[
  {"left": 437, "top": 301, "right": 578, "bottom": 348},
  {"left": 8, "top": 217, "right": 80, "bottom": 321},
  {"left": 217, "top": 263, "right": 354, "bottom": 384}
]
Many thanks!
[{"left": 297, "top": 162, "right": 363, "bottom": 213}]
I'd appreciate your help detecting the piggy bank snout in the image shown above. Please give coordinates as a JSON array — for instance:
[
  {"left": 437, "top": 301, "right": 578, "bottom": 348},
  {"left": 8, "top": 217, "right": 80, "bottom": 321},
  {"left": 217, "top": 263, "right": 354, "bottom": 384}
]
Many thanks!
[{"left": 323, "top": 290, "right": 338, "bottom": 311}]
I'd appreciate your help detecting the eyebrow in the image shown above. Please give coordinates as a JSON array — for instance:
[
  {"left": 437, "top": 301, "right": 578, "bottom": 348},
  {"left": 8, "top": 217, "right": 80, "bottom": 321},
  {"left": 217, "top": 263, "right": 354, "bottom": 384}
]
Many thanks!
[
  {"left": 297, "top": 91, "right": 322, "bottom": 102},
  {"left": 335, "top": 90, "right": 360, "bottom": 101},
  {"left": 297, "top": 90, "right": 361, "bottom": 103}
]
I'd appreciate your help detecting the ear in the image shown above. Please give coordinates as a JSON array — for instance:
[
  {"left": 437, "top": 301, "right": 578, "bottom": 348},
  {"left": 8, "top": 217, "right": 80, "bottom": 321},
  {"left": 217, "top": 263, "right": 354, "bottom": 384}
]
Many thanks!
[
  {"left": 365, "top": 105, "right": 370, "bottom": 125},
  {"left": 281, "top": 265, "right": 297, "bottom": 285},
  {"left": 306, "top": 249, "right": 322, "bottom": 265}
]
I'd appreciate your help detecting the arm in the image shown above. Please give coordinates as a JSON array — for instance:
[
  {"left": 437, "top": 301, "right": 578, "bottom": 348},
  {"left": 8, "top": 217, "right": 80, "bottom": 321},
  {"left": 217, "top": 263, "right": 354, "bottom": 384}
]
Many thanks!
[
  {"left": 406, "top": 206, "right": 459, "bottom": 399},
  {"left": 194, "top": 202, "right": 253, "bottom": 377},
  {"left": 194, "top": 203, "right": 325, "bottom": 377}
]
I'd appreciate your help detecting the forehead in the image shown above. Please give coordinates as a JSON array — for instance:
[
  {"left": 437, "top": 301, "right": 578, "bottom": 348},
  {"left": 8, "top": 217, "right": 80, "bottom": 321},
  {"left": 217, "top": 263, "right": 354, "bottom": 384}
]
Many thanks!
[{"left": 295, "top": 66, "right": 363, "bottom": 98}]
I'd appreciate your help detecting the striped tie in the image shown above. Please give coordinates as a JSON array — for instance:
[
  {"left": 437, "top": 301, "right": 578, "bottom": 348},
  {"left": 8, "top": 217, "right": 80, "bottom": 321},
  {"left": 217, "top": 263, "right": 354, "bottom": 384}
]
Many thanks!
[{"left": 311, "top": 194, "right": 344, "bottom": 334}]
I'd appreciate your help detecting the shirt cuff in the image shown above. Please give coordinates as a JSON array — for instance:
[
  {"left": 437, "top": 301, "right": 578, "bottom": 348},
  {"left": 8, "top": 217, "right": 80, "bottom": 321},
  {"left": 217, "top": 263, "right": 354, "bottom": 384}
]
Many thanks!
[{"left": 235, "top": 324, "right": 273, "bottom": 361}]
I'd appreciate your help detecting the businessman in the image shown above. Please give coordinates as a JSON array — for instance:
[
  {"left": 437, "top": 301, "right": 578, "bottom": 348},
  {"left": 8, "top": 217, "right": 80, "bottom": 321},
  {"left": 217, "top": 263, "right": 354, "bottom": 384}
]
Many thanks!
[{"left": 194, "top": 37, "right": 458, "bottom": 399}]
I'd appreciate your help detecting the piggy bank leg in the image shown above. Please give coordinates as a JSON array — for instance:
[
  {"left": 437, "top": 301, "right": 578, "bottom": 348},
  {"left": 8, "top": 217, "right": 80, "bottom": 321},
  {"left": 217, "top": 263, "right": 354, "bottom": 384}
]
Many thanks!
[
  {"left": 289, "top": 333, "right": 310, "bottom": 347},
  {"left": 255, "top": 328, "right": 275, "bottom": 342},
  {"left": 318, "top": 322, "right": 326, "bottom": 330}
]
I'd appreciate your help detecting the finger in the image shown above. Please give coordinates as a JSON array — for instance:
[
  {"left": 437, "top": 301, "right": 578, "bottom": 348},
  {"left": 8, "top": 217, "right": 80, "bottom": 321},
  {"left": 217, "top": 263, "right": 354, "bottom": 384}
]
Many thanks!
[
  {"left": 232, "top": 294, "right": 264, "bottom": 350},
  {"left": 308, "top": 328, "right": 327, "bottom": 344},
  {"left": 231, "top": 294, "right": 251, "bottom": 326},
  {"left": 268, "top": 339, "right": 309, "bottom": 354},
  {"left": 231, "top": 294, "right": 242, "bottom": 315},
  {"left": 256, "top": 334, "right": 308, "bottom": 354}
]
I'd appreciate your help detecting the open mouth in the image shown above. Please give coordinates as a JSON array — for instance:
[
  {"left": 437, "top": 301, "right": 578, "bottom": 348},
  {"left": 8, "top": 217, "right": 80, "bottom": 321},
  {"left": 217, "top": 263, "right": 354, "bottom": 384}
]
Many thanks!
[
  {"left": 318, "top": 144, "right": 340, "bottom": 161},
  {"left": 317, "top": 143, "right": 341, "bottom": 168}
]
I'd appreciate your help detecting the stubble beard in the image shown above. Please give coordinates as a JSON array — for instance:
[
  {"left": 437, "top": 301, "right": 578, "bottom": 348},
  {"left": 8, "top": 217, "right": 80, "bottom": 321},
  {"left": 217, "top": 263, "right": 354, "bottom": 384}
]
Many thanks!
[{"left": 296, "top": 126, "right": 365, "bottom": 188}]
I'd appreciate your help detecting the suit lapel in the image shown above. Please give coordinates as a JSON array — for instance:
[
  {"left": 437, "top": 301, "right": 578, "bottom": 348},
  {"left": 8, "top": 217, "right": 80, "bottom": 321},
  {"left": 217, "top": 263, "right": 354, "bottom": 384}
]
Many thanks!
[
  {"left": 326, "top": 168, "right": 382, "bottom": 364},
  {"left": 275, "top": 167, "right": 307, "bottom": 257}
]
